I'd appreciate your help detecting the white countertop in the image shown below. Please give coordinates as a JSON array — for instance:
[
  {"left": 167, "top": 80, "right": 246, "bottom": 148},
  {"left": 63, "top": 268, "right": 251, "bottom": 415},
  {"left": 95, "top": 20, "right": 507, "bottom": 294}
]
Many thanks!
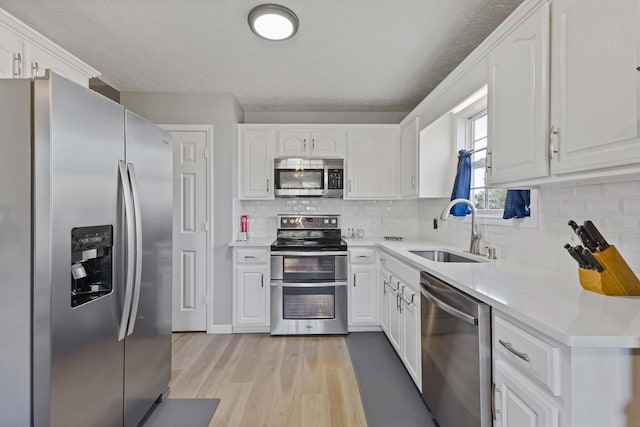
[
  {"left": 228, "top": 236, "right": 640, "bottom": 348},
  {"left": 352, "top": 238, "right": 640, "bottom": 349}
]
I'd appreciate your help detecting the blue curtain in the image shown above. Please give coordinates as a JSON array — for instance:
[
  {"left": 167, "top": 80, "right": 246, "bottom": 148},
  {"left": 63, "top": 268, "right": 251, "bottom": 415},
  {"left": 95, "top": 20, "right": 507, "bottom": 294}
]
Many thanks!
[
  {"left": 503, "top": 190, "right": 530, "bottom": 219},
  {"left": 449, "top": 150, "right": 472, "bottom": 216}
]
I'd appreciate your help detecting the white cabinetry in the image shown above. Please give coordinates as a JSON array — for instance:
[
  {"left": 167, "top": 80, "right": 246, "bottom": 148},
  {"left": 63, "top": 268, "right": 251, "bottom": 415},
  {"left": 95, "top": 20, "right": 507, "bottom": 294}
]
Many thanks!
[
  {"left": 550, "top": 0, "right": 640, "bottom": 174},
  {"left": 0, "top": 9, "right": 98, "bottom": 85},
  {"left": 488, "top": 2, "right": 550, "bottom": 185},
  {"left": 345, "top": 129, "right": 398, "bottom": 199},
  {"left": 348, "top": 248, "right": 378, "bottom": 330},
  {"left": 377, "top": 251, "right": 421, "bottom": 389},
  {"left": 233, "top": 248, "right": 270, "bottom": 332},
  {"left": 418, "top": 112, "right": 455, "bottom": 198},
  {"left": 238, "top": 128, "right": 275, "bottom": 200},
  {"left": 400, "top": 117, "right": 419, "bottom": 198},
  {"left": 277, "top": 129, "right": 345, "bottom": 158}
]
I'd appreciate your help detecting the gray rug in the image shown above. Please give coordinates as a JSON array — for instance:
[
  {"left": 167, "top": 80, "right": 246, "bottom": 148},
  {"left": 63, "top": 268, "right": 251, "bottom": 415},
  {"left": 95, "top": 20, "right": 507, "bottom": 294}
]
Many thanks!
[
  {"left": 140, "top": 398, "right": 220, "bottom": 427},
  {"left": 346, "top": 332, "right": 436, "bottom": 427}
]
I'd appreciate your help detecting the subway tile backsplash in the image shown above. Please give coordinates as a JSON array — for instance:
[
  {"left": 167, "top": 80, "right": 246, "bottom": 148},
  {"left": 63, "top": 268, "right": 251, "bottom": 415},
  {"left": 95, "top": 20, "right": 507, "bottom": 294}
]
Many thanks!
[
  {"left": 232, "top": 179, "right": 640, "bottom": 276},
  {"left": 417, "top": 179, "right": 640, "bottom": 275},
  {"left": 233, "top": 198, "right": 419, "bottom": 240}
]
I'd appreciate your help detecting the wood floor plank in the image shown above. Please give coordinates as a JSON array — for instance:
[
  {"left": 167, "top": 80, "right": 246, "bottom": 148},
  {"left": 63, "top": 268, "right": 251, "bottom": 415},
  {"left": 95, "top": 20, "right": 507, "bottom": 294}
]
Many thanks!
[{"left": 169, "top": 333, "right": 368, "bottom": 427}]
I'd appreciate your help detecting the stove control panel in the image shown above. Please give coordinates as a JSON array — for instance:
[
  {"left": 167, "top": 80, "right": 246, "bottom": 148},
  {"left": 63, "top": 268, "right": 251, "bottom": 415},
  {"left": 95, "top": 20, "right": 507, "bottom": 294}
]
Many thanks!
[{"left": 277, "top": 215, "right": 340, "bottom": 230}]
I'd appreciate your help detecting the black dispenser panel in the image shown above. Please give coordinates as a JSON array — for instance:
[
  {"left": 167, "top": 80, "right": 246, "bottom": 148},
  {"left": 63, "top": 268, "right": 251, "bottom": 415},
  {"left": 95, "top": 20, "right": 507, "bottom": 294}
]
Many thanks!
[{"left": 71, "top": 225, "right": 113, "bottom": 307}]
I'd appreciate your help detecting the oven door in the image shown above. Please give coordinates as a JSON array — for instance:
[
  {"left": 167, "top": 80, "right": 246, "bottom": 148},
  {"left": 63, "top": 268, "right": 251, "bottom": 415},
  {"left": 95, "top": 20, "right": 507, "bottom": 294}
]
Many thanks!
[
  {"left": 270, "top": 282, "right": 348, "bottom": 335},
  {"left": 274, "top": 168, "right": 326, "bottom": 197}
]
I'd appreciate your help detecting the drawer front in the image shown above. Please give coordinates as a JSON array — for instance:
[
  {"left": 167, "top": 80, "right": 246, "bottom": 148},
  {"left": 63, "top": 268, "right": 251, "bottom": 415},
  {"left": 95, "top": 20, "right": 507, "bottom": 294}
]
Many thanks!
[
  {"left": 386, "top": 254, "right": 420, "bottom": 290},
  {"left": 236, "top": 248, "right": 269, "bottom": 264},
  {"left": 494, "top": 314, "right": 561, "bottom": 396},
  {"left": 349, "top": 248, "right": 376, "bottom": 264}
]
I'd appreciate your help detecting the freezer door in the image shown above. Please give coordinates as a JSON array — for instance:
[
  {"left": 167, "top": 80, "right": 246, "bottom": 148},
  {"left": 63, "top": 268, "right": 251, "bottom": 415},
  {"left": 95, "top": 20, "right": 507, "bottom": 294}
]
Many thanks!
[
  {"left": 33, "top": 72, "right": 126, "bottom": 427},
  {"left": 0, "top": 79, "right": 32, "bottom": 427},
  {"left": 123, "top": 111, "right": 173, "bottom": 427}
]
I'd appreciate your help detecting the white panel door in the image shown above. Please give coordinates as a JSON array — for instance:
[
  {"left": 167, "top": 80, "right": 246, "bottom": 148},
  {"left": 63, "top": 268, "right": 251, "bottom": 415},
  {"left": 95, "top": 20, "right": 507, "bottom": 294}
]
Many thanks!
[
  {"left": 401, "top": 285, "right": 421, "bottom": 389},
  {"left": 310, "top": 130, "right": 345, "bottom": 158},
  {"left": 277, "top": 130, "right": 308, "bottom": 157},
  {"left": 349, "top": 266, "right": 378, "bottom": 325},
  {"left": 240, "top": 129, "right": 275, "bottom": 199},
  {"left": 488, "top": 2, "right": 550, "bottom": 185},
  {"left": 170, "top": 130, "right": 208, "bottom": 331},
  {"left": 400, "top": 118, "right": 419, "bottom": 197},
  {"left": 494, "top": 361, "right": 559, "bottom": 427},
  {"left": 550, "top": 0, "right": 640, "bottom": 174},
  {"left": 234, "top": 265, "right": 268, "bottom": 326},
  {"left": 346, "top": 130, "right": 398, "bottom": 199},
  {"left": 0, "top": 24, "right": 22, "bottom": 78}
]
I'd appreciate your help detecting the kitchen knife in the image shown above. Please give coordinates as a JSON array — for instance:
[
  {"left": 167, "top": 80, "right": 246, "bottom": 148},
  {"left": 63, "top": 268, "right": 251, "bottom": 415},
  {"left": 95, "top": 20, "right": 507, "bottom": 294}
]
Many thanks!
[
  {"left": 581, "top": 248, "right": 605, "bottom": 272},
  {"left": 583, "top": 220, "right": 610, "bottom": 250},
  {"left": 564, "top": 244, "right": 589, "bottom": 268},
  {"left": 576, "top": 226, "right": 598, "bottom": 252},
  {"left": 568, "top": 220, "right": 579, "bottom": 233}
]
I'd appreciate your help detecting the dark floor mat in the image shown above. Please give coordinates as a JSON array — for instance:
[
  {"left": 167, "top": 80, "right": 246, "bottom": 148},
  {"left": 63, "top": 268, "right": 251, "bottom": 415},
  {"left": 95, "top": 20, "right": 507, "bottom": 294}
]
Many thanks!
[
  {"left": 140, "top": 398, "right": 220, "bottom": 427},
  {"left": 346, "top": 332, "right": 436, "bottom": 427}
]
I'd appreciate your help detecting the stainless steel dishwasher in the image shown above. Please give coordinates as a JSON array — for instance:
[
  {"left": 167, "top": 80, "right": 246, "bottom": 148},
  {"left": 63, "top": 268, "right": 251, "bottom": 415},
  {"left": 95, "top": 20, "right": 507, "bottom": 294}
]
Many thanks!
[{"left": 420, "top": 271, "right": 491, "bottom": 427}]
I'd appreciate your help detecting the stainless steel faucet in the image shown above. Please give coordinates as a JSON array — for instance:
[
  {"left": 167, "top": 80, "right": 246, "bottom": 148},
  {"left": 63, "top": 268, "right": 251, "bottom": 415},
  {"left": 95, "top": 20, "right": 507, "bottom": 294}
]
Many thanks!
[{"left": 439, "top": 198, "right": 482, "bottom": 255}]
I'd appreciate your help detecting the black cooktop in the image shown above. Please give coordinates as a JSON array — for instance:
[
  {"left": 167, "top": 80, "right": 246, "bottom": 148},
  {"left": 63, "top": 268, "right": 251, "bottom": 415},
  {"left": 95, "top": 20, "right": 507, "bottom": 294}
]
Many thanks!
[{"left": 270, "top": 238, "right": 347, "bottom": 252}]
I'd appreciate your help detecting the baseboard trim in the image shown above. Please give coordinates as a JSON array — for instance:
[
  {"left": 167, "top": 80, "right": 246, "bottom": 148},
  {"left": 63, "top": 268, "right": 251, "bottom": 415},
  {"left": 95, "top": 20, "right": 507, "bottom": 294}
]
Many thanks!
[
  {"left": 348, "top": 325, "right": 383, "bottom": 333},
  {"left": 231, "top": 325, "right": 270, "bottom": 333},
  {"left": 209, "top": 324, "right": 233, "bottom": 334}
]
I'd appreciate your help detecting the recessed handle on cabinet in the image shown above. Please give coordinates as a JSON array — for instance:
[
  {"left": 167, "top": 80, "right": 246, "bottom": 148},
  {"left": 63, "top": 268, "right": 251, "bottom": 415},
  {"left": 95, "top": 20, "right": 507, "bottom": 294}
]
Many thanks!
[
  {"left": 498, "top": 339, "right": 530, "bottom": 362},
  {"left": 348, "top": 179, "right": 352, "bottom": 193},
  {"left": 266, "top": 178, "right": 270, "bottom": 192},
  {"left": 261, "top": 273, "right": 264, "bottom": 287},
  {"left": 357, "top": 255, "right": 369, "bottom": 259},
  {"left": 303, "top": 138, "right": 307, "bottom": 151},
  {"left": 353, "top": 274, "right": 356, "bottom": 287},
  {"left": 13, "top": 52, "right": 22, "bottom": 77},
  {"left": 486, "top": 151, "right": 492, "bottom": 170},
  {"left": 383, "top": 279, "right": 388, "bottom": 295},
  {"left": 31, "top": 61, "right": 40, "bottom": 77},
  {"left": 411, "top": 175, "right": 416, "bottom": 189},
  {"left": 244, "top": 255, "right": 256, "bottom": 259},
  {"left": 549, "top": 125, "right": 559, "bottom": 159},
  {"left": 312, "top": 139, "right": 316, "bottom": 150}
]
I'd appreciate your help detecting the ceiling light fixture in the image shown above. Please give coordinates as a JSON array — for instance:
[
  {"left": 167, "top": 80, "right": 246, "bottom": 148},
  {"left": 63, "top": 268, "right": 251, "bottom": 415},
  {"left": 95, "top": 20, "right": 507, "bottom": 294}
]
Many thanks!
[{"left": 248, "top": 4, "right": 299, "bottom": 41}]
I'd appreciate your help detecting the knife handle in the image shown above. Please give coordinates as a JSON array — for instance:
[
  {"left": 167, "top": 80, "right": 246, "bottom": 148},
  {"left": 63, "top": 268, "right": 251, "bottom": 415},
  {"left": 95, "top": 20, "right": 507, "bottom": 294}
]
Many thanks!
[
  {"left": 584, "top": 220, "right": 609, "bottom": 250},
  {"left": 568, "top": 220, "right": 579, "bottom": 232},
  {"left": 576, "top": 226, "right": 598, "bottom": 252},
  {"left": 581, "top": 249, "right": 604, "bottom": 272},
  {"left": 565, "top": 244, "right": 588, "bottom": 268}
]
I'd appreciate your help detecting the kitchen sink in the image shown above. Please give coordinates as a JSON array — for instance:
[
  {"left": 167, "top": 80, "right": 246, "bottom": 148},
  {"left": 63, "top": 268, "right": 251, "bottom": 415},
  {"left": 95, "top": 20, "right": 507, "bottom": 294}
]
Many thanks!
[{"left": 409, "top": 250, "right": 482, "bottom": 263}]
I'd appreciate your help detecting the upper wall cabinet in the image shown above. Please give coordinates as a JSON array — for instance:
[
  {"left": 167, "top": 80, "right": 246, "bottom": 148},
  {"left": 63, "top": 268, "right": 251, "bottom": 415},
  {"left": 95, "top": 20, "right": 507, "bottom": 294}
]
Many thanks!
[
  {"left": 345, "top": 129, "right": 399, "bottom": 199},
  {"left": 418, "top": 113, "right": 455, "bottom": 198},
  {"left": 400, "top": 117, "right": 419, "bottom": 198},
  {"left": 487, "top": 2, "right": 550, "bottom": 185},
  {"left": 238, "top": 128, "right": 275, "bottom": 200},
  {"left": 549, "top": 0, "right": 640, "bottom": 175},
  {"left": 277, "top": 129, "right": 345, "bottom": 158},
  {"left": 0, "top": 8, "right": 99, "bottom": 86}
]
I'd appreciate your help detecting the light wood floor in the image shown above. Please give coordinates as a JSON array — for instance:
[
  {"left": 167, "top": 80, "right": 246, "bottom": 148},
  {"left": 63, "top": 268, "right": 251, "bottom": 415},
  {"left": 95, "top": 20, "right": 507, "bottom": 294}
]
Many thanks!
[{"left": 170, "top": 333, "right": 368, "bottom": 427}]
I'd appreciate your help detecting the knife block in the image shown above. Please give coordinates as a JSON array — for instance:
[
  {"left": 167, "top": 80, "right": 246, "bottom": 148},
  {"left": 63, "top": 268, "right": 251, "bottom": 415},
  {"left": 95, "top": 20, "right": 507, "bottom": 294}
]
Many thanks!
[{"left": 578, "top": 245, "right": 640, "bottom": 296}]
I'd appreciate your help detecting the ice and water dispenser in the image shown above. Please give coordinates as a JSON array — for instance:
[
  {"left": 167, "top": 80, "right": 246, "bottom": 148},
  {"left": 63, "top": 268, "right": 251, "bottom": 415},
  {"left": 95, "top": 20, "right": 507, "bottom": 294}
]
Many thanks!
[{"left": 71, "top": 225, "right": 113, "bottom": 307}]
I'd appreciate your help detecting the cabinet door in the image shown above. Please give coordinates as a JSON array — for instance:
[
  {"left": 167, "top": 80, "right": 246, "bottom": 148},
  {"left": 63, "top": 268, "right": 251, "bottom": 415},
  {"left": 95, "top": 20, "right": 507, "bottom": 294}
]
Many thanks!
[
  {"left": 346, "top": 130, "right": 398, "bottom": 199},
  {"left": 400, "top": 118, "right": 419, "bottom": 198},
  {"left": 0, "top": 24, "right": 22, "bottom": 78},
  {"left": 234, "top": 264, "right": 268, "bottom": 327},
  {"left": 277, "top": 130, "right": 309, "bottom": 157},
  {"left": 379, "top": 268, "right": 391, "bottom": 334},
  {"left": 239, "top": 129, "right": 275, "bottom": 199},
  {"left": 387, "top": 279, "right": 402, "bottom": 354},
  {"left": 419, "top": 113, "right": 455, "bottom": 198},
  {"left": 494, "top": 361, "right": 559, "bottom": 427},
  {"left": 310, "top": 130, "right": 345, "bottom": 158},
  {"left": 550, "top": 0, "right": 640, "bottom": 174},
  {"left": 349, "top": 265, "right": 379, "bottom": 325},
  {"left": 488, "top": 2, "right": 550, "bottom": 185},
  {"left": 401, "top": 285, "right": 421, "bottom": 389}
]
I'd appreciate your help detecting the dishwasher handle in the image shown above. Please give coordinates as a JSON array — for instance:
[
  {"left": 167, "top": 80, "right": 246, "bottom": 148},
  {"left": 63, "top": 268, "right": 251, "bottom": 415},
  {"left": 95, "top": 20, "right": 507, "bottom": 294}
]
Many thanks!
[{"left": 421, "top": 287, "right": 478, "bottom": 326}]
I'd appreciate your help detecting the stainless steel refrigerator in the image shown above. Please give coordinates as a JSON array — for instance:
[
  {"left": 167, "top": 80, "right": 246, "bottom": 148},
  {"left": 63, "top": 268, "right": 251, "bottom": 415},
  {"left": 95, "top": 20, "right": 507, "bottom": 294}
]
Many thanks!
[{"left": 0, "top": 71, "right": 172, "bottom": 427}]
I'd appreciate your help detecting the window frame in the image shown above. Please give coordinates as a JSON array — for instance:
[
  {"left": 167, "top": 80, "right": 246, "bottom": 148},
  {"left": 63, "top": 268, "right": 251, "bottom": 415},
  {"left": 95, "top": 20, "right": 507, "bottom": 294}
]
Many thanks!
[{"left": 452, "top": 94, "right": 538, "bottom": 227}]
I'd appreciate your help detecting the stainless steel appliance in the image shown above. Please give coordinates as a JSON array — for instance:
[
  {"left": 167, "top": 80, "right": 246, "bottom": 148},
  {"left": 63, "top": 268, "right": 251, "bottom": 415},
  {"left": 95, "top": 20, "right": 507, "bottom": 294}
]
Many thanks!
[
  {"left": 270, "top": 215, "right": 348, "bottom": 335},
  {"left": 0, "top": 72, "right": 172, "bottom": 427},
  {"left": 274, "top": 158, "right": 343, "bottom": 198},
  {"left": 420, "top": 271, "right": 491, "bottom": 427}
]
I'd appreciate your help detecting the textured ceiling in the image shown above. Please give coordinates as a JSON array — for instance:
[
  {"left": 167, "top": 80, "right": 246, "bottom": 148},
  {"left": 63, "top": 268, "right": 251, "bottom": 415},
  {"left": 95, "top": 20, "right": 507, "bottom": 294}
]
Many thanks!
[{"left": 0, "top": 0, "right": 523, "bottom": 112}]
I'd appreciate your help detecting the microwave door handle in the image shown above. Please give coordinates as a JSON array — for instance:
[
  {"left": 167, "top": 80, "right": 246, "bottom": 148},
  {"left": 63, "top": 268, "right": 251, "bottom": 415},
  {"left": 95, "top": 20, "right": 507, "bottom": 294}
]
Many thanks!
[{"left": 324, "top": 164, "right": 329, "bottom": 196}]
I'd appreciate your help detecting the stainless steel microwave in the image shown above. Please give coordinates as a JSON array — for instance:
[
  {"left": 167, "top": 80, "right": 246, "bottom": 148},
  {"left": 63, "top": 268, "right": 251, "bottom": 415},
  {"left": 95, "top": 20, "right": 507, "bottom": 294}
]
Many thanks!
[{"left": 274, "top": 159, "right": 344, "bottom": 198}]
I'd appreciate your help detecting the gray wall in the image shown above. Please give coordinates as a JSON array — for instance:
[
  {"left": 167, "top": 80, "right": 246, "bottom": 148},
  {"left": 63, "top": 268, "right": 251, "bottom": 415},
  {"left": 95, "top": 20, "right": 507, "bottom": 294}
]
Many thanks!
[
  {"left": 120, "top": 92, "right": 244, "bottom": 328},
  {"left": 244, "top": 111, "right": 407, "bottom": 124}
]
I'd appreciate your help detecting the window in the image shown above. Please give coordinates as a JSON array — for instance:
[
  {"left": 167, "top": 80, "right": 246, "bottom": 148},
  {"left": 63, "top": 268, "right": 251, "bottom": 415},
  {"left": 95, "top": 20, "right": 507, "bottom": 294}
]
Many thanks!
[{"left": 468, "top": 111, "right": 507, "bottom": 213}]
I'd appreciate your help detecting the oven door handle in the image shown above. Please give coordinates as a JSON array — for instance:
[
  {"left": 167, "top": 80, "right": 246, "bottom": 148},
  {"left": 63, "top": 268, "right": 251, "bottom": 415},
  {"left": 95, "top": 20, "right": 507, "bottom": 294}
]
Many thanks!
[
  {"left": 270, "top": 281, "right": 348, "bottom": 288},
  {"left": 270, "top": 251, "right": 347, "bottom": 256}
]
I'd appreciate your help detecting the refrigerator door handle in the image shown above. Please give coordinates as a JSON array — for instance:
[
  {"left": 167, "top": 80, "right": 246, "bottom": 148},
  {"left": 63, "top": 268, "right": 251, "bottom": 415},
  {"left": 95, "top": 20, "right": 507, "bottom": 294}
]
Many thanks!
[
  {"left": 118, "top": 160, "right": 136, "bottom": 341},
  {"left": 126, "top": 162, "right": 143, "bottom": 336}
]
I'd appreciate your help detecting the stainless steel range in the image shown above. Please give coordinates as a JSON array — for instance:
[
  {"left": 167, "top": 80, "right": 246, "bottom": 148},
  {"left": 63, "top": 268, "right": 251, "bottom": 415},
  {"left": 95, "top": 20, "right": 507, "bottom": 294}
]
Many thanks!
[{"left": 270, "top": 214, "right": 348, "bottom": 335}]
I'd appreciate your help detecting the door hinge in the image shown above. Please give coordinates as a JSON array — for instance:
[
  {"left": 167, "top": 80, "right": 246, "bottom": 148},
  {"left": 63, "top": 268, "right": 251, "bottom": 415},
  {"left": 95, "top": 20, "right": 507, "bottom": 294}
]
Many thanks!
[
  {"left": 202, "top": 221, "right": 208, "bottom": 232},
  {"left": 203, "top": 148, "right": 209, "bottom": 159}
]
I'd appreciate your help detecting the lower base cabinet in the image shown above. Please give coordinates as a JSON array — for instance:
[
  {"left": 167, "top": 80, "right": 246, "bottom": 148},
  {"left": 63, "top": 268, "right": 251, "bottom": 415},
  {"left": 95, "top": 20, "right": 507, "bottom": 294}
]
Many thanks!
[
  {"left": 232, "top": 248, "right": 270, "bottom": 332},
  {"left": 348, "top": 249, "right": 379, "bottom": 330}
]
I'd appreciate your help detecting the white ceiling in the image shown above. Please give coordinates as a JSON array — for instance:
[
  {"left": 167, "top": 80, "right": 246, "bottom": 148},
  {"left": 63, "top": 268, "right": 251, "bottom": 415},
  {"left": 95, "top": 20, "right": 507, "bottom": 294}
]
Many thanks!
[{"left": 0, "top": 0, "right": 523, "bottom": 112}]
